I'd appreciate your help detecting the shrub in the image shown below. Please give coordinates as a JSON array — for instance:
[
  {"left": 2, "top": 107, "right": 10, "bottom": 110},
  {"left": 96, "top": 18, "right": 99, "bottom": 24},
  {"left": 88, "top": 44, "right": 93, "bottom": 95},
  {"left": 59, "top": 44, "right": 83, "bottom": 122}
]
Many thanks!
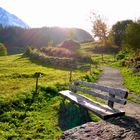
[
  {"left": 0, "top": 43, "right": 7, "bottom": 56},
  {"left": 116, "top": 50, "right": 129, "bottom": 60},
  {"left": 58, "top": 39, "right": 80, "bottom": 51},
  {"left": 39, "top": 47, "right": 76, "bottom": 58}
]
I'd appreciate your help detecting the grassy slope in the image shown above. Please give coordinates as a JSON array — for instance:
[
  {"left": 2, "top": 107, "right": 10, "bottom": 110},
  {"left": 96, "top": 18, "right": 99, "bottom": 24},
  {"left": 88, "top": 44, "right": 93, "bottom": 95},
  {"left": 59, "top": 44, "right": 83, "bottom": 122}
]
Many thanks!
[
  {"left": 3, "top": 43, "right": 140, "bottom": 139},
  {"left": 0, "top": 54, "right": 100, "bottom": 139},
  {"left": 0, "top": 54, "right": 87, "bottom": 99}
]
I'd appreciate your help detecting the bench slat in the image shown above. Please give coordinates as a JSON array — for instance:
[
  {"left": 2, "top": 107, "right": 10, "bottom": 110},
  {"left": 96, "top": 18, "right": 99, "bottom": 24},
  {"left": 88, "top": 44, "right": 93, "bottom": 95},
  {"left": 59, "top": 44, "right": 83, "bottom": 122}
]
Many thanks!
[
  {"left": 74, "top": 80, "right": 128, "bottom": 98},
  {"left": 59, "top": 90, "right": 125, "bottom": 120},
  {"left": 69, "top": 84, "right": 126, "bottom": 105}
]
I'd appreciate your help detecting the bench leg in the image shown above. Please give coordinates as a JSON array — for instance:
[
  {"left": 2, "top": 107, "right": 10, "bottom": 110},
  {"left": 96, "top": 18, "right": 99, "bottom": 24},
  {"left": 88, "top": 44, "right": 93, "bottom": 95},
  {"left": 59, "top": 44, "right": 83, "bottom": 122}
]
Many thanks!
[{"left": 108, "top": 93, "right": 115, "bottom": 108}]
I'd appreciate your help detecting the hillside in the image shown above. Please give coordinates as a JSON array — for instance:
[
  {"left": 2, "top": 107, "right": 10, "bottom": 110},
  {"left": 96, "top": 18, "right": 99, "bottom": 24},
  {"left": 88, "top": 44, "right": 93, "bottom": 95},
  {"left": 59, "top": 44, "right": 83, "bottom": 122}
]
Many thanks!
[
  {"left": 0, "top": 54, "right": 89, "bottom": 97},
  {"left": 0, "top": 26, "right": 93, "bottom": 54},
  {"left": 0, "top": 7, "right": 29, "bottom": 28},
  {"left": 0, "top": 44, "right": 140, "bottom": 139},
  {"left": 0, "top": 54, "right": 101, "bottom": 139}
]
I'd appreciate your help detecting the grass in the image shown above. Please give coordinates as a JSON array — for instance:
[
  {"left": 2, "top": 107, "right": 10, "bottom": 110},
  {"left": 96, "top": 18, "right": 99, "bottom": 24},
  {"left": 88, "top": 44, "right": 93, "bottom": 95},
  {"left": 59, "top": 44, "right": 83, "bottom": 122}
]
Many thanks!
[
  {"left": 80, "top": 42, "right": 94, "bottom": 56},
  {"left": 0, "top": 53, "right": 101, "bottom": 139},
  {"left": 119, "top": 67, "right": 140, "bottom": 103},
  {"left": 120, "top": 68, "right": 140, "bottom": 95},
  {"left": 0, "top": 54, "right": 88, "bottom": 99},
  {"left": 0, "top": 86, "right": 64, "bottom": 139}
]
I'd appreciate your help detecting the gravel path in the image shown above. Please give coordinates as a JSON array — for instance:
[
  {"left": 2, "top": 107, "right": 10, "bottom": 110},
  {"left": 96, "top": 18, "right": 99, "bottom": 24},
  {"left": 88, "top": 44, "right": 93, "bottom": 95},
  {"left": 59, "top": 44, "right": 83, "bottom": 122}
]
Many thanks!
[{"left": 97, "top": 66, "right": 140, "bottom": 118}]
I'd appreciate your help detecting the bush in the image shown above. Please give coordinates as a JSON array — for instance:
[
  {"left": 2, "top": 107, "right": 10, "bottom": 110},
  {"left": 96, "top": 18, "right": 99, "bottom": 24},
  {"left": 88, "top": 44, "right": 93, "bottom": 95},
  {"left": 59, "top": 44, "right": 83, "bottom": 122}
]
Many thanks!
[
  {"left": 0, "top": 43, "right": 7, "bottom": 56},
  {"left": 58, "top": 39, "right": 80, "bottom": 51},
  {"left": 39, "top": 47, "right": 76, "bottom": 58},
  {"left": 116, "top": 50, "right": 129, "bottom": 60}
]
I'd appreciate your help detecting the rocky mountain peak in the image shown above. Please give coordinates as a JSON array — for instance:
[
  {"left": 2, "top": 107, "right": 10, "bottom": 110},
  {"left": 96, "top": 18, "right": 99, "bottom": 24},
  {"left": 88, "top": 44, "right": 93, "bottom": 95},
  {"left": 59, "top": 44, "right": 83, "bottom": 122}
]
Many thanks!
[{"left": 0, "top": 7, "right": 29, "bottom": 28}]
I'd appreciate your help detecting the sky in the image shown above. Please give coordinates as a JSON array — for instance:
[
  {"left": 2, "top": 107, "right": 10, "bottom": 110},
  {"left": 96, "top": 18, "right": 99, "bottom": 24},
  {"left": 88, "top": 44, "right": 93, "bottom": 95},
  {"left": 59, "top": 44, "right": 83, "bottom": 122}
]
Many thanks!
[{"left": 0, "top": 0, "right": 140, "bottom": 33}]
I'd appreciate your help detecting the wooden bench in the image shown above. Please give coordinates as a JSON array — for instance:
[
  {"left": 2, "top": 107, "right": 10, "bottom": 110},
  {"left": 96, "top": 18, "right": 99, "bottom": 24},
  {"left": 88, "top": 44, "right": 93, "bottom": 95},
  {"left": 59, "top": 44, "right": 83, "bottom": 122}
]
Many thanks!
[{"left": 59, "top": 80, "right": 128, "bottom": 120}]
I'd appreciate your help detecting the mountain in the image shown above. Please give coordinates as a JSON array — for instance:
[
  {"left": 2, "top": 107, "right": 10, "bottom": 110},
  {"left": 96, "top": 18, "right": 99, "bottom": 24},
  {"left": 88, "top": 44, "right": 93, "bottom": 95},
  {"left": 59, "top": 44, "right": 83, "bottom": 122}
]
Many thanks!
[
  {"left": 0, "top": 7, "right": 29, "bottom": 28},
  {"left": 0, "top": 26, "right": 93, "bottom": 54}
]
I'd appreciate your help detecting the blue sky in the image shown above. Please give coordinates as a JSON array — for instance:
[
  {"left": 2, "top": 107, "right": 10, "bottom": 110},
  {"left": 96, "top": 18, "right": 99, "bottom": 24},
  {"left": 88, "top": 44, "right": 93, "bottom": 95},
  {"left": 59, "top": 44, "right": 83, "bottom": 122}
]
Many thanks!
[{"left": 0, "top": 0, "right": 140, "bottom": 33}]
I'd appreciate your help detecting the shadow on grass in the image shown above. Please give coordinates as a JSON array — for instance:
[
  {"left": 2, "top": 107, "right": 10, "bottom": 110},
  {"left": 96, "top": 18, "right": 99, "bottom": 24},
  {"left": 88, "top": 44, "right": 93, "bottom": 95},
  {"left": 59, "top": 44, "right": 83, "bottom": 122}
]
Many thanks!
[{"left": 58, "top": 100, "right": 92, "bottom": 131}]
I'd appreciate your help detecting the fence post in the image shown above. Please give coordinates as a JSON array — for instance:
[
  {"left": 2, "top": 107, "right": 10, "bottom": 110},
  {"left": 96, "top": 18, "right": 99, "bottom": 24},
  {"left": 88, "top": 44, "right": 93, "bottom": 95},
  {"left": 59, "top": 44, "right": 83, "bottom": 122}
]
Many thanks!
[
  {"left": 90, "top": 63, "right": 92, "bottom": 75},
  {"left": 69, "top": 59, "right": 74, "bottom": 83},
  {"left": 69, "top": 68, "right": 72, "bottom": 83},
  {"left": 34, "top": 72, "right": 41, "bottom": 94}
]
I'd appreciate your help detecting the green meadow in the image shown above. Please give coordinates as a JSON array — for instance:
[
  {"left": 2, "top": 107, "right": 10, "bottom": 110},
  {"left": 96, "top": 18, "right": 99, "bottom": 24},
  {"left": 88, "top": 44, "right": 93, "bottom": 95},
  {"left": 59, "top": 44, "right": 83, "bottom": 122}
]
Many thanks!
[
  {"left": 0, "top": 54, "right": 88, "bottom": 99},
  {"left": 0, "top": 43, "right": 140, "bottom": 139},
  {"left": 0, "top": 53, "right": 100, "bottom": 139}
]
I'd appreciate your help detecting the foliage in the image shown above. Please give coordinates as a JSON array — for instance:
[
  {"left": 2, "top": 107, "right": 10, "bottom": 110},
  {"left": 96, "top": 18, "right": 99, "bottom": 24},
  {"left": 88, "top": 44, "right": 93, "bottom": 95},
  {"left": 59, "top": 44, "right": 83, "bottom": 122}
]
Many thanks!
[
  {"left": 82, "top": 70, "right": 100, "bottom": 82},
  {"left": 90, "top": 11, "right": 109, "bottom": 61},
  {"left": 91, "top": 41, "right": 119, "bottom": 54},
  {"left": 58, "top": 39, "right": 80, "bottom": 51},
  {"left": 123, "top": 22, "right": 140, "bottom": 51},
  {"left": 90, "top": 11, "right": 108, "bottom": 42},
  {"left": 39, "top": 47, "right": 77, "bottom": 58},
  {"left": 0, "top": 43, "right": 7, "bottom": 56},
  {"left": 120, "top": 68, "right": 140, "bottom": 95},
  {"left": 109, "top": 20, "right": 133, "bottom": 47},
  {"left": 116, "top": 50, "right": 129, "bottom": 60},
  {"left": 25, "top": 46, "right": 92, "bottom": 68}
]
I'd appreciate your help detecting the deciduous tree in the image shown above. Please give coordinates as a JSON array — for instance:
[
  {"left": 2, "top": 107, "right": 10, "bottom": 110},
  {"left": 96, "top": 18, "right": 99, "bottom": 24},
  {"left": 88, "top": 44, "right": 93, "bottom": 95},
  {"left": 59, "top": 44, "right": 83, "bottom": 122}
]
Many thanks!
[
  {"left": 109, "top": 20, "right": 133, "bottom": 47},
  {"left": 123, "top": 22, "right": 140, "bottom": 51},
  {"left": 90, "top": 11, "right": 108, "bottom": 60}
]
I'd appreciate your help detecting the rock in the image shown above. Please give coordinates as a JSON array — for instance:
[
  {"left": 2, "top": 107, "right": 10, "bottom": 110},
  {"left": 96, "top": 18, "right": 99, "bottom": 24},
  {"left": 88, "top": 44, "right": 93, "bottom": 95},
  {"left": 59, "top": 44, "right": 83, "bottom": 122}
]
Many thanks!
[{"left": 58, "top": 116, "right": 140, "bottom": 140}]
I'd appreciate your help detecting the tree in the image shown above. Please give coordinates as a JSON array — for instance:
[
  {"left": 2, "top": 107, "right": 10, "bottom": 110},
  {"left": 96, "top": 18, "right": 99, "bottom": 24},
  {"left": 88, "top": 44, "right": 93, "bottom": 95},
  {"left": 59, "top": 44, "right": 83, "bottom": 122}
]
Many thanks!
[
  {"left": 123, "top": 22, "right": 140, "bottom": 51},
  {"left": 109, "top": 20, "right": 133, "bottom": 47},
  {"left": 90, "top": 11, "right": 108, "bottom": 60},
  {"left": 0, "top": 43, "right": 7, "bottom": 56},
  {"left": 90, "top": 11, "right": 108, "bottom": 42}
]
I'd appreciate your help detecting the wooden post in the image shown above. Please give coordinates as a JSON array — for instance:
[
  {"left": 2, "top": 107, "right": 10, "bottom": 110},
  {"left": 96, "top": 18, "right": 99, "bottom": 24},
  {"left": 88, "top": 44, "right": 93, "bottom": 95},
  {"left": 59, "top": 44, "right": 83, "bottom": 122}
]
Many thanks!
[
  {"left": 108, "top": 93, "right": 115, "bottom": 108},
  {"left": 69, "top": 62, "right": 73, "bottom": 83},
  {"left": 101, "top": 53, "right": 104, "bottom": 61},
  {"left": 90, "top": 64, "right": 92, "bottom": 75},
  {"left": 69, "top": 69, "right": 72, "bottom": 83},
  {"left": 113, "top": 53, "right": 116, "bottom": 61},
  {"left": 34, "top": 72, "right": 41, "bottom": 94},
  {"left": 35, "top": 76, "right": 39, "bottom": 94}
]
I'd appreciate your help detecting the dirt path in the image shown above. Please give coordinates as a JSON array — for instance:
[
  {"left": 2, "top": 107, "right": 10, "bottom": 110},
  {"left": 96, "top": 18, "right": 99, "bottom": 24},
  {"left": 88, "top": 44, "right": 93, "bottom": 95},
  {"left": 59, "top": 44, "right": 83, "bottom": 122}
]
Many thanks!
[{"left": 97, "top": 66, "right": 140, "bottom": 118}]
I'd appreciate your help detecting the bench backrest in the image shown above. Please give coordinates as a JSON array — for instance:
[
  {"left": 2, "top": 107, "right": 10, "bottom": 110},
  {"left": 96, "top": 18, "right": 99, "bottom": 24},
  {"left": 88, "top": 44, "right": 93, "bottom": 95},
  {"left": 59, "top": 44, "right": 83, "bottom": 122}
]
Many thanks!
[{"left": 69, "top": 80, "right": 128, "bottom": 108}]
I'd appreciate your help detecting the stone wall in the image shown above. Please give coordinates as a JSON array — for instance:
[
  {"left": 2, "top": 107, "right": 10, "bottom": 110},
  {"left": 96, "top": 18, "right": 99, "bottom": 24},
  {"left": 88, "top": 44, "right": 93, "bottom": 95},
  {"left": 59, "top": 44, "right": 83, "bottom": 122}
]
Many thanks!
[{"left": 25, "top": 50, "right": 76, "bottom": 69}]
